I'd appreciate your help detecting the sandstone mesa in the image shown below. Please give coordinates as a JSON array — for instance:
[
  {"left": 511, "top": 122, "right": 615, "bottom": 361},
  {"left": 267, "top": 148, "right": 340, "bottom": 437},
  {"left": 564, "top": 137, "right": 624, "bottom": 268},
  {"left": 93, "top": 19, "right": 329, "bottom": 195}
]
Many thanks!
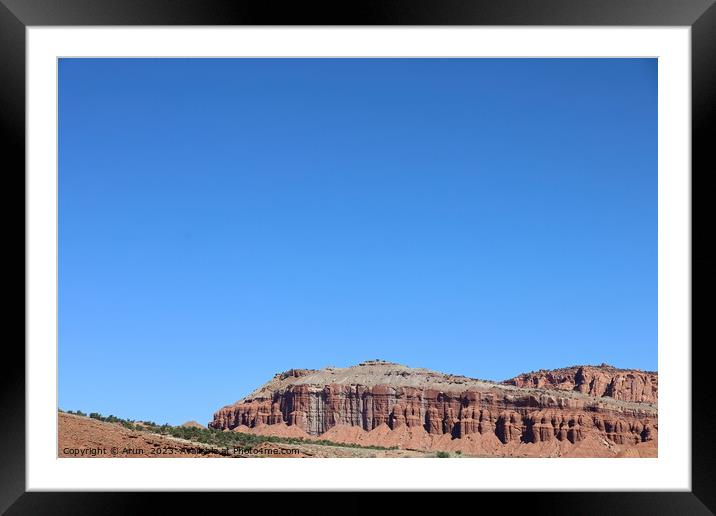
[{"left": 208, "top": 360, "right": 658, "bottom": 457}]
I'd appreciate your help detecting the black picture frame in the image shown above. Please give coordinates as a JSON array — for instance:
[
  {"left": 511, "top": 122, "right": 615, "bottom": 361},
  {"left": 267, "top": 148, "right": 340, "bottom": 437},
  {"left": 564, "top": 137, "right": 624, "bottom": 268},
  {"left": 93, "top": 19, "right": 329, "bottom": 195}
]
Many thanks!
[{"left": 3, "top": 0, "right": 714, "bottom": 513}]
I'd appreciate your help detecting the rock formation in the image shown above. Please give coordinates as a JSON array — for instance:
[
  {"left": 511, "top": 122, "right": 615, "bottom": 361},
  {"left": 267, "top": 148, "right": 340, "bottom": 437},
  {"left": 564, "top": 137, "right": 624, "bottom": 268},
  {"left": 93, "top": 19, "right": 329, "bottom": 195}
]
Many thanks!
[
  {"left": 209, "top": 360, "right": 657, "bottom": 457},
  {"left": 503, "top": 364, "right": 658, "bottom": 404},
  {"left": 181, "top": 420, "right": 205, "bottom": 429}
]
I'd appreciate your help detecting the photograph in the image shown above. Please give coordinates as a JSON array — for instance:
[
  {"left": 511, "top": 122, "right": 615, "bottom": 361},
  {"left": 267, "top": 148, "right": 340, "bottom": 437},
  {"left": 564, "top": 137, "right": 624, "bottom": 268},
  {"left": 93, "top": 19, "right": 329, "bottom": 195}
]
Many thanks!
[{"left": 57, "top": 57, "right": 658, "bottom": 460}]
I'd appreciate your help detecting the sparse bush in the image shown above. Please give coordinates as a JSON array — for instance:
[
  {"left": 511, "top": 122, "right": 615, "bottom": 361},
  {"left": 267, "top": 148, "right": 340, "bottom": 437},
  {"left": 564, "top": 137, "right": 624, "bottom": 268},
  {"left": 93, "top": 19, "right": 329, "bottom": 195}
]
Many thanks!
[
  {"left": 435, "top": 451, "right": 450, "bottom": 458},
  {"left": 63, "top": 408, "right": 403, "bottom": 452}
]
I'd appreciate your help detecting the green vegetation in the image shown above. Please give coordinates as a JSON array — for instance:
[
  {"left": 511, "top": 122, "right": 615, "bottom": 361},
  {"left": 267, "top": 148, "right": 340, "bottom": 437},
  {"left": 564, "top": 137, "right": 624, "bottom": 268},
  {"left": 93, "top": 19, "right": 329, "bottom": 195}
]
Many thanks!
[
  {"left": 61, "top": 409, "right": 399, "bottom": 452},
  {"left": 62, "top": 409, "right": 86, "bottom": 417},
  {"left": 435, "top": 451, "right": 451, "bottom": 458}
]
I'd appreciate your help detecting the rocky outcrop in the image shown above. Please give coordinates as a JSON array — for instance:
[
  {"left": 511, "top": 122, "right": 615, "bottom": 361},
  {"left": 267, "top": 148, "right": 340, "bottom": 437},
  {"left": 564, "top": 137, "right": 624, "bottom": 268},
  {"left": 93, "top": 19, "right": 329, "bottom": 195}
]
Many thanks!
[
  {"left": 503, "top": 364, "right": 658, "bottom": 404},
  {"left": 180, "top": 420, "right": 205, "bottom": 429},
  {"left": 209, "top": 361, "right": 657, "bottom": 456}
]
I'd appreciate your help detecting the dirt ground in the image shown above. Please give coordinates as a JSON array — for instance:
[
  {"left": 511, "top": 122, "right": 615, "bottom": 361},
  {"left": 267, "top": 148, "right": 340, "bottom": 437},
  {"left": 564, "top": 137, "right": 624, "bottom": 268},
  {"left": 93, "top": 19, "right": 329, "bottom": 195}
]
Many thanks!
[
  {"left": 57, "top": 413, "right": 434, "bottom": 458},
  {"left": 58, "top": 412, "right": 228, "bottom": 458}
]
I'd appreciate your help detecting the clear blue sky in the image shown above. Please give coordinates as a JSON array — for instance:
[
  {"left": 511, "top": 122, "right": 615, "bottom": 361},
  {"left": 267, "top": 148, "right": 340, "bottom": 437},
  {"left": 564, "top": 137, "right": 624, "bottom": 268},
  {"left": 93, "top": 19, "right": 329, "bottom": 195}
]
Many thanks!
[{"left": 59, "top": 58, "right": 657, "bottom": 425}]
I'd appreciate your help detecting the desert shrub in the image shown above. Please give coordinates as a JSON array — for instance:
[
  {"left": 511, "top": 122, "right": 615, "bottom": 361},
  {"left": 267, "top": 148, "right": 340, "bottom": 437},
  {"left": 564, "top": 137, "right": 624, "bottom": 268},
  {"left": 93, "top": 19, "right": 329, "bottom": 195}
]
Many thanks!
[
  {"left": 435, "top": 451, "right": 450, "bottom": 458},
  {"left": 64, "top": 408, "right": 404, "bottom": 452}
]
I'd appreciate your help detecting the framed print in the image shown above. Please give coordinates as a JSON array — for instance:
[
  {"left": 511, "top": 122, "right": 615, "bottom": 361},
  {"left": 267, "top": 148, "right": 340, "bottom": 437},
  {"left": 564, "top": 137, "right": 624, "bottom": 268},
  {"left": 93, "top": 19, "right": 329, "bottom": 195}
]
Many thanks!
[{"left": 4, "top": 0, "right": 714, "bottom": 512}]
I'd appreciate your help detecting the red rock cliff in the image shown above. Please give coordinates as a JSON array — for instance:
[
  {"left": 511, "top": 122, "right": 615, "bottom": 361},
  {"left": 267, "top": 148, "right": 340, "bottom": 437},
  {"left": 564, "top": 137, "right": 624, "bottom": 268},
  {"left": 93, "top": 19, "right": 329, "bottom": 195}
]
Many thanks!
[
  {"left": 208, "top": 361, "right": 657, "bottom": 453},
  {"left": 503, "top": 364, "right": 658, "bottom": 404}
]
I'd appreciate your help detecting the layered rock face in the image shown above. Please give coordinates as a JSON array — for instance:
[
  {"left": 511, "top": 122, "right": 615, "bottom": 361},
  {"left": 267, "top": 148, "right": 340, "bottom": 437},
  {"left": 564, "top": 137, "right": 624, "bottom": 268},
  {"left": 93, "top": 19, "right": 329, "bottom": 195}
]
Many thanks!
[
  {"left": 503, "top": 365, "right": 658, "bottom": 404},
  {"left": 209, "top": 361, "right": 657, "bottom": 455}
]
